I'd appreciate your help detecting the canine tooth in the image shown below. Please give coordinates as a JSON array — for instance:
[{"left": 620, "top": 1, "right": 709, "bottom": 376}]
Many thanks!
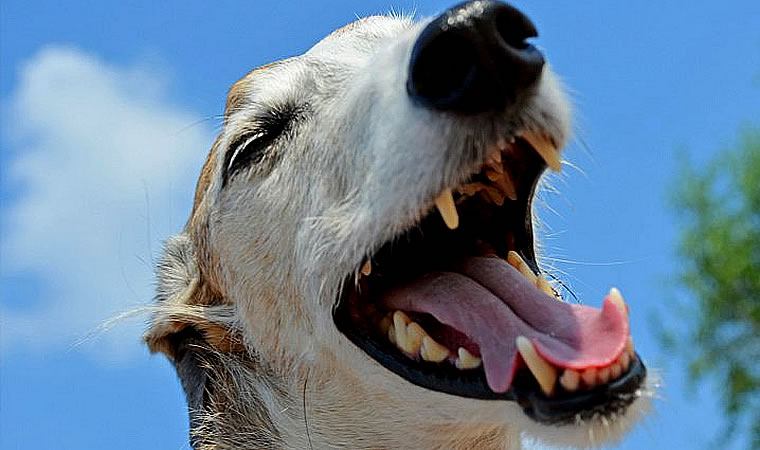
[
  {"left": 485, "top": 167, "right": 502, "bottom": 181},
  {"left": 608, "top": 287, "right": 628, "bottom": 317},
  {"left": 581, "top": 367, "right": 597, "bottom": 388},
  {"left": 420, "top": 336, "right": 450, "bottom": 363},
  {"left": 537, "top": 276, "right": 557, "bottom": 298},
  {"left": 507, "top": 251, "right": 537, "bottom": 283},
  {"left": 519, "top": 131, "right": 562, "bottom": 172},
  {"left": 455, "top": 347, "right": 482, "bottom": 370},
  {"left": 610, "top": 362, "right": 622, "bottom": 380},
  {"left": 560, "top": 369, "right": 580, "bottom": 392},
  {"left": 597, "top": 366, "right": 611, "bottom": 384},
  {"left": 361, "top": 260, "right": 372, "bottom": 276},
  {"left": 482, "top": 186, "right": 506, "bottom": 206},
  {"left": 434, "top": 189, "right": 459, "bottom": 230},
  {"left": 620, "top": 351, "right": 631, "bottom": 371},
  {"left": 516, "top": 336, "right": 557, "bottom": 396},
  {"left": 500, "top": 167, "right": 518, "bottom": 201},
  {"left": 626, "top": 336, "right": 635, "bottom": 357}
]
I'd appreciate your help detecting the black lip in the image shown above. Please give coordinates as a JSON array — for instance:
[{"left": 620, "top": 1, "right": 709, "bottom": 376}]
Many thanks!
[{"left": 335, "top": 304, "right": 646, "bottom": 425}]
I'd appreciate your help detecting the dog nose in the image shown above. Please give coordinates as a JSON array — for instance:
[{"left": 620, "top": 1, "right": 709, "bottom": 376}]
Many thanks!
[{"left": 407, "top": 0, "right": 545, "bottom": 113}]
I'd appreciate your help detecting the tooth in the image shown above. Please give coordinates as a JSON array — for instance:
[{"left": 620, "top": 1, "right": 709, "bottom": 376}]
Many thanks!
[
  {"left": 597, "top": 366, "right": 611, "bottom": 384},
  {"left": 610, "top": 362, "right": 622, "bottom": 379},
  {"left": 581, "top": 367, "right": 597, "bottom": 388},
  {"left": 537, "top": 276, "right": 557, "bottom": 298},
  {"left": 401, "top": 322, "right": 426, "bottom": 355},
  {"left": 485, "top": 167, "right": 502, "bottom": 181},
  {"left": 519, "top": 131, "right": 562, "bottom": 172},
  {"left": 516, "top": 336, "right": 557, "bottom": 396},
  {"left": 434, "top": 189, "right": 459, "bottom": 229},
  {"left": 361, "top": 260, "right": 372, "bottom": 276},
  {"left": 620, "top": 351, "right": 631, "bottom": 371},
  {"left": 455, "top": 347, "right": 482, "bottom": 370},
  {"left": 560, "top": 369, "right": 580, "bottom": 392},
  {"left": 492, "top": 172, "right": 517, "bottom": 201},
  {"left": 387, "top": 324, "right": 396, "bottom": 345},
  {"left": 420, "top": 336, "right": 450, "bottom": 363},
  {"left": 507, "top": 251, "right": 537, "bottom": 283},
  {"left": 608, "top": 287, "right": 628, "bottom": 317},
  {"left": 626, "top": 336, "right": 635, "bottom": 356},
  {"left": 378, "top": 314, "right": 392, "bottom": 335},
  {"left": 392, "top": 311, "right": 410, "bottom": 349},
  {"left": 482, "top": 186, "right": 506, "bottom": 206}
]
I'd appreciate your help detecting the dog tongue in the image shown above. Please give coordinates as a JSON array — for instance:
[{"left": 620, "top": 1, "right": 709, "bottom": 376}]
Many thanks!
[{"left": 380, "top": 256, "right": 629, "bottom": 393}]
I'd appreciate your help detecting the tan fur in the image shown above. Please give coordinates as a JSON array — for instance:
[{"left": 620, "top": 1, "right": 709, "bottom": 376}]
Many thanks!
[{"left": 145, "top": 11, "right": 647, "bottom": 450}]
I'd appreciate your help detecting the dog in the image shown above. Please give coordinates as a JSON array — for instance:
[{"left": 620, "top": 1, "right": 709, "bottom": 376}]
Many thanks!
[{"left": 145, "top": 2, "right": 649, "bottom": 448}]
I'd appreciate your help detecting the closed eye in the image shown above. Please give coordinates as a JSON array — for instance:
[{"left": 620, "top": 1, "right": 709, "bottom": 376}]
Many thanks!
[{"left": 222, "top": 103, "right": 306, "bottom": 185}]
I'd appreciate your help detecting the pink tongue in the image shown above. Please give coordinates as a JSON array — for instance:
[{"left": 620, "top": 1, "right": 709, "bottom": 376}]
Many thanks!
[{"left": 380, "top": 256, "right": 629, "bottom": 393}]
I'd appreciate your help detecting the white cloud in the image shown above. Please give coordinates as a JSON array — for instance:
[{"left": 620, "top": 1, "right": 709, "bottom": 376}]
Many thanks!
[{"left": 1, "top": 46, "right": 213, "bottom": 362}]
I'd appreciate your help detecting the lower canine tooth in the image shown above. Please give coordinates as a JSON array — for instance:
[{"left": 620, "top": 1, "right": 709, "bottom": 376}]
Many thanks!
[
  {"left": 455, "top": 347, "right": 482, "bottom": 369},
  {"left": 516, "top": 336, "right": 557, "bottom": 396},
  {"left": 392, "top": 311, "right": 410, "bottom": 349},
  {"left": 560, "top": 369, "right": 580, "bottom": 392},
  {"left": 420, "top": 336, "right": 449, "bottom": 363},
  {"left": 537, "top": 276, "right": 557, "bottom": 298},
  {"left": 608, "top": 287, "right": 628, "bottom": 317},
  {"left": 434, "top": 188, "right": 459, "bottom": 230},
  {"left": 626, "top": 336, "right": 635, "bottom": 356},
  {"left": 508, "top": 251, "right": 537, "bottom": 283}
]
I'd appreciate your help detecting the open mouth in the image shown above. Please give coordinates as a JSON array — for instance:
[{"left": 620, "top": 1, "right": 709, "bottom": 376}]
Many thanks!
[{"left": 334, "top": 131, "right": 646, "bottom": 425}]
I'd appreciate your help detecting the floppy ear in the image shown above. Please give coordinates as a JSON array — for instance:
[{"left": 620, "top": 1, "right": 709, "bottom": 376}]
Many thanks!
[{"left": 145, "top": 233, "right": 245, "bottom": 359}]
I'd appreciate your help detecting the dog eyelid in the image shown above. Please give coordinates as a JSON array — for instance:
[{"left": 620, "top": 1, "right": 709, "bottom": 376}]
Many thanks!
[{"left": 228, "top": 131, "right": 266, "bottom": 171}]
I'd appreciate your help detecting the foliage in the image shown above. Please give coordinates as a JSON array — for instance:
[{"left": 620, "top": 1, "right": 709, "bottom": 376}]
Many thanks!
[{"left": 668, "top": 128, "right": 760, "bottom": 448}]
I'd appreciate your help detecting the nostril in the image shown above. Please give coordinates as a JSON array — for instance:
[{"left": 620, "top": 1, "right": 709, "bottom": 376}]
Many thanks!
[
  {"left": 494, "top": 8, "right": 537, "bottom": 50},
  {"left": 409, "top": 33, "right": 477, "bottom": 106}
]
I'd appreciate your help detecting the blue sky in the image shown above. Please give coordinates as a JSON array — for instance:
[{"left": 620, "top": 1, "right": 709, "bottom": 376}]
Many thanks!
[{"left": 1, "top": 1, "right": 758, "bottom": 449}]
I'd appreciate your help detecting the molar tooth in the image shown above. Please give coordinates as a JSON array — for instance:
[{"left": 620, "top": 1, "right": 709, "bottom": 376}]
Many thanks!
[
  {"left": 608, "top": 287, "right": 628, "bottom": 317},
  {"left": 516, "top": 336, "right": 557, "bottom": 396},
  {"left": 434, "top": 188, "right": 459, "bottom": 230},
  {"left": 420, "top": 336, "right": 450, "bottom": 363},
  {"left": 361, "top": 260, "right": 372, "bottom": 276},
  {"left": 581, "top": 367, "right": 598, "bottom": 388},
  {"left": 455, "top": 347, "right": 482, "bottom": 370},
  {"left": 507, "top": 251, "right": 537, "bottom": 283},
  {"left": 559, "top": 369, "right": 580, "bottom": 392},
  {"left": 402, "top": 322, "right": 426, "bottom": 355},
  {"left": 519, "top": 131, "right": 562, "bottom": 172}
]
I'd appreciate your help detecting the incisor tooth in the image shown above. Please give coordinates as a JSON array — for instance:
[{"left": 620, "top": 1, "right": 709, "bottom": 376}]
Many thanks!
[
  {"left": 434, "top": 188, "right": 459, "bottom": 229},
  {"left": 610, "top": 362, "right": 622, "bottom": 379},
  {"left": 608, "top": 287, "right": 628, "bottom": 317},
  {"left": 597, "top": 366, "right": 611, "bottom": 384},
  {"left": 559, "top": 369, "right": 580, "bottom": 392},
  {"left": 516, "top": 336, "right": 557, "bottom": 396},
  {"left": 519, "top": 131, "right": 562, "bottom": 172},
  {"left": 420, "top": 336, "right": 450, "bottom": 363},
  {"left": 508, "top": 251, "right": 537, "bottom": 283},
  {"left": 455, "top": 347, "right": 482, "bottom": 370},
  {"left": 581, "top": 367, "right": 597, "bottom": 387},
  {"left": 620, "top": 351, "right": 631, "bottom": 371},
  {"left": 361, "top": 260, "right": 372, "bottom": 276}
]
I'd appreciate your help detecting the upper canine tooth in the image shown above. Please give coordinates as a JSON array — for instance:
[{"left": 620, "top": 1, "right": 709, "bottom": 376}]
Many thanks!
[
  {"left": 420, "top": 336, "right": 450, "bottom": 363},
  {"left": 361, "top": 260, "right": 372, "bottom": 276},
  {"left": 516, "top": 336, "right": 557, "bottom": 396},
  {"left": 519, "top": 131, "right": 562, "bottom": 172},
  {"left": 455, "top": 347, "right": 482, "bottom": 370},
  {"left": 434, "top": 188, "right": 459, "bottom": 230}
]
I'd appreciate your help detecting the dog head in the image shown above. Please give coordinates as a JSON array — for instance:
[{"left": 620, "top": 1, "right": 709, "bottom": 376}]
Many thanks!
[{"left": 146, "top": 2, "right": 648, "bottom": 448}]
